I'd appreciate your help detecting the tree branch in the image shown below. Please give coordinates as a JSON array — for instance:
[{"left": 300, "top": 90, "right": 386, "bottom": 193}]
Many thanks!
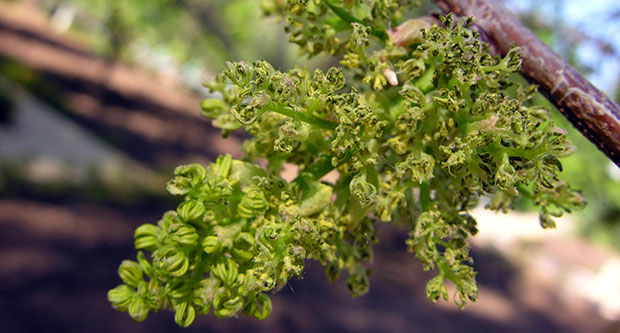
[{"left": 433, "top": 0, "right": 620, "bottom": 167}]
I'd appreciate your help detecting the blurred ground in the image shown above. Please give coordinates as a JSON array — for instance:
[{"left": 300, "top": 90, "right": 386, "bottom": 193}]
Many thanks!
[{"left": 0, "top": 2, "right": 619, "bottom": 332}]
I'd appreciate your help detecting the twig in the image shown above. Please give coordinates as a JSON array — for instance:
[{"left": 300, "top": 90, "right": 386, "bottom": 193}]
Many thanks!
[{"left": 433, "top": 0, "right": 620, "bottom": 167}]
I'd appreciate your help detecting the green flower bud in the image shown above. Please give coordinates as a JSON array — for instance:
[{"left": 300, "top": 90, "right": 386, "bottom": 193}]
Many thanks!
[
  {"left": 200, "top": 98, "right": 227, "bottom": 118},
  {"left": 243, "top": 294, "right": 272, "bottom": 320},
  {"left": 231, "top": 232, "right": 255, "bottom": 262},
  {"left": 177, "top": 199, "right": 205, "bottom": 222},
  {"left": 128, "top": 298, "right": 149, "bottom": 322},
  {"left": 213, "top": 295, "right": 244, "bottom": 318},
  {"left": 166, "top": 164, "right": 206, "bottom": 195},
  {"left": 237, "top": 187, "right": 268, "bottom": 218},
  {"left": 225, "top": 61, "right": 252, "bottom": 86},
  {"left": 495, "top": 153, "right": 516, "bottom": 190},
  {"left": 174, "top": 302, "right": 196, "bottom": 328},
  {"left": 118, "top": 260, "right": 143, "bottom": 288},
  {"left": 345, "top": 269, "right": 369, "bottom": 297},
  {"left": 158, "top": 247, "right": 189, "bottom": 277},
  {"left": 107, "top": 284, "right": 135, "bottom": 311},
  {"left": 215, "top": 154, "right": 233, "bottom": 179},
  {"left": 133, "top": 224, "right": 159, "bottom": 251},
  {"left": 349, "top": 172, "right": 377, "bottom": 207},
  {"left": 212, "top": 113, "right": 242, "bottom": 135},
  {"left": 170, "top": 225, "right": 200, "bottom": 246},
  {"left": 202, "top": 236, "right": 223, "bottom": 254},
  {"left": 396, "top": 152, "right": 435, "bottom": 183},
  {"left": 425, "top": 274, "right": 448, "bottom": 303},
  {"left": 326, "top": 67, "right": 345, "bottom": 90},
  {"left": 211, "top": 258, "right": 239, "bottom": 287}
]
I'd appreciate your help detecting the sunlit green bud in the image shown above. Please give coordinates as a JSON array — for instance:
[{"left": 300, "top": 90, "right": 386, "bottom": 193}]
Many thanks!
[
  {"left": 425, "top": 274, "right": 449, "bottom": 303},
  {"left": 174, "top": 302, "right": 196, "bottom": 328},
  {"left": 134, "top": 251, "right": 153, "bottom": 278},
  {"left": 202, "top": 235, "right": 223, "bottom": 254},
  {"left": 118, "top": 260, "right": 143, "bottom": 288},
  {"left": 298, "top": 180, "right": 333, "bottom": 216},
  {"left": 200, "top": 98, "right": 227, "bottom": 118},
  {"left": 238, "top": 187, "right": 268, "bottom": 218},
  {"left": 225, "top": 61, "right": 252, "bottom": 86},
  {"left": 159, "top": 248, "right": 189, "bottom": 277},
  {"left": 213, "top": 295, "right": 244, "bottom": 318},
  {"left": 211, "top": 258, "right": 239, "bottom": 286},
  {"left": 166, "top": 164, "right": 206, "bottom": 195},
  {"left": 171, "top": 225, "right": 199, "bottom": 246},
  {"left": 349, "top": 172, "right": 377, "bottom": 207},
  {"left": 107, "top": 284, "right": 135, "bottom": 311},
  {"left": 177, "top": 199, "right": 205, "bottom": 222},
  {"left": 215, "top": 153, "right": 233, "bottom": 179},
  {"left": 133, "top": 224, "right": 158, "bottom": 251},
  {"left": 243, "top": 294, "right": 272, "bottom": 320}
]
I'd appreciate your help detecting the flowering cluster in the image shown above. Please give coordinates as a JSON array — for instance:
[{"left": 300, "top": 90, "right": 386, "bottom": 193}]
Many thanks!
[{"left": 109, "top": 0, "right": 585, "bottom": 326}]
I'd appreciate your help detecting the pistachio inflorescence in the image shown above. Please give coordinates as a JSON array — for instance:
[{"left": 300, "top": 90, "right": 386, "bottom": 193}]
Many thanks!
[{"left": 109, "top": 1, "right": 584, "bottom": 326}]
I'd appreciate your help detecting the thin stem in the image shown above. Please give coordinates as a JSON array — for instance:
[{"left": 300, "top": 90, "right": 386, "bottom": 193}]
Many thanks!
[
  {"left": 268, "top": 103, "right": 337, "bottom": 131},
  {"left": 322, "top": 0, "right": 388, "bottom": 40}
]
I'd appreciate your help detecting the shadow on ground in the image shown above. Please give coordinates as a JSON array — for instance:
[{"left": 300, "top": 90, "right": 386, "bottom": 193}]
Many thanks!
[{"left": 0, "top": 199, "right": 609, "bottom": 333}]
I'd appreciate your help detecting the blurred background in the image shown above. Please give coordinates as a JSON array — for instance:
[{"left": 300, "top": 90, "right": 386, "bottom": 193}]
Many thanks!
[{"left": 0, "top": 0, "right": 619, "bottom": 332}]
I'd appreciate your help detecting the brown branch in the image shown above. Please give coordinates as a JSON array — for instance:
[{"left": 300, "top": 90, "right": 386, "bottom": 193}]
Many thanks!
[{"left": 433, "top": 0, "right": 620, "bottom": 167}]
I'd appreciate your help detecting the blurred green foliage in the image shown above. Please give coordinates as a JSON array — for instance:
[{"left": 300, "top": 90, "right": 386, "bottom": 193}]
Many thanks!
[{"left": 38, "top": 0, "right": 299, "bottom": 72}]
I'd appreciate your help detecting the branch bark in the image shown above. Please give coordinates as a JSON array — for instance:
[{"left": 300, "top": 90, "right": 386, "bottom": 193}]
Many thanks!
[{"left": 433, "top": 0, "right": 620, "bottom": 167}]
